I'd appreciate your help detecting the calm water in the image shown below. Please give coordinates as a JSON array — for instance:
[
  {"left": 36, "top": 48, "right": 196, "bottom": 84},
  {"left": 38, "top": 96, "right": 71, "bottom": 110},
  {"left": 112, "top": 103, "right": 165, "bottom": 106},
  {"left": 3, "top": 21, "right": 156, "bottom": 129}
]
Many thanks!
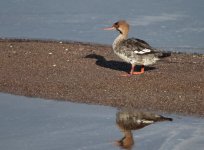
[
  {"left": 0, "top": 0, "right": 204, "bottom": 53},
  {"left": 0, "top": 93, "right": 204, "bottom": 150}
]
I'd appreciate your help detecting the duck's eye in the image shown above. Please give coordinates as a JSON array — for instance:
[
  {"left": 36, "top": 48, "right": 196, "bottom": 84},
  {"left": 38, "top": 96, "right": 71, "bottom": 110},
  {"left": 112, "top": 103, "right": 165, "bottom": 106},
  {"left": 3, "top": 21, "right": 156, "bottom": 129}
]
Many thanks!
[
  {"left": 113, "top": 22, "right": 119, "bottom": 28},
  {"left": 114, "top": 22, "right": 118, "bottom": 25}
]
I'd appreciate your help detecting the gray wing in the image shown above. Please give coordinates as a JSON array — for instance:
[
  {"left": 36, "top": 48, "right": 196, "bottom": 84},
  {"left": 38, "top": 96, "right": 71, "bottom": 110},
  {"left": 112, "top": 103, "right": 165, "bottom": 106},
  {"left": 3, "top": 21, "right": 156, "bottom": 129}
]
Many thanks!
[{"left": 118, "top": 38, "right": 157, "bottom": 55}]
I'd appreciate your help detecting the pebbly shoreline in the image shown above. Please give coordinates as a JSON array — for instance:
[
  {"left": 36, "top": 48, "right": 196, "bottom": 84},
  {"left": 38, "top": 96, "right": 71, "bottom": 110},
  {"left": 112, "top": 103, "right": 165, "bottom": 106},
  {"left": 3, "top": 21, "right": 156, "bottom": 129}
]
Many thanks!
[{"left": 0, "top": 39, "right": 203, "bottom": 116}]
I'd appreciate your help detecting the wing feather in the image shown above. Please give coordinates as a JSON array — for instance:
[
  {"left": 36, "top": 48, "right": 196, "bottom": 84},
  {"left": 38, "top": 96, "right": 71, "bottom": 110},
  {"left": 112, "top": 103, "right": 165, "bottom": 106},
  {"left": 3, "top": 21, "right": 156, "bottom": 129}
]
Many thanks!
[{"left": 118, "top": 38, "right": 156, "bottom": 55}]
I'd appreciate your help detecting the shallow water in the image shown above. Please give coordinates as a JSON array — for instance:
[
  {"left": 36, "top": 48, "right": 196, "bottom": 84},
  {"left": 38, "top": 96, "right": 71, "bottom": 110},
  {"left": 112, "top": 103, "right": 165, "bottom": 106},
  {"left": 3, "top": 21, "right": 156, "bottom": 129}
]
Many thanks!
[
  {"left": 0, "top": 0, "right": 204, "bottom": 53},
  {"left": 0, "top": 93, "right": 204, "bottom": 150}
]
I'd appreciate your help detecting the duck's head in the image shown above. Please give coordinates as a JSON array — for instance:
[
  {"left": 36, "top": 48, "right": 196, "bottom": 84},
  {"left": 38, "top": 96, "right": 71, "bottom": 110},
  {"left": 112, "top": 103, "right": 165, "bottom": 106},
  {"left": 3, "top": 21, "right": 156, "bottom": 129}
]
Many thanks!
[
  {"left": 103, "top": 20, "right": 129, "bottom": 35},
  {"left": 115, "top": 130, "right": 134, "bottom": 150}
]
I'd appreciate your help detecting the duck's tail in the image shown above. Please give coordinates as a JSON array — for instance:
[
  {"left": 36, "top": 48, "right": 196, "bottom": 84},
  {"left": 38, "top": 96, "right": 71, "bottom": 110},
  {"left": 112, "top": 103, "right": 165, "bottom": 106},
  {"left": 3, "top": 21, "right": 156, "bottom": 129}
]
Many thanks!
[
  {"left": 158, "top": 115, "right": 173, "bottom": 121},
  {"left": 157, "top": 51, "right": 171, "bottom": 58}
]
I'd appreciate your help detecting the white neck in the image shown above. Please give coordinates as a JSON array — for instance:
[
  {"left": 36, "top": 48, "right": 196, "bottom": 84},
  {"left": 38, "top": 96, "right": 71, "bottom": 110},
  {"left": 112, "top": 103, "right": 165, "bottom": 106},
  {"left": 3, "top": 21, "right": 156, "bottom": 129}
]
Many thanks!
[{"left": 112, "top": 34, "right": 127, "bottom": 50}]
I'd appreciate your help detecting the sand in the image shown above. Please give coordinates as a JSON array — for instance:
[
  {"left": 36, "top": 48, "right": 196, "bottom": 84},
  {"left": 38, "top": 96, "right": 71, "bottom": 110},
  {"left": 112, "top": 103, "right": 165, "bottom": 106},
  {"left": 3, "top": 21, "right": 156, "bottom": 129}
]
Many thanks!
[{"left": 0, "top": 38, "right": 203, "bottom": 116}]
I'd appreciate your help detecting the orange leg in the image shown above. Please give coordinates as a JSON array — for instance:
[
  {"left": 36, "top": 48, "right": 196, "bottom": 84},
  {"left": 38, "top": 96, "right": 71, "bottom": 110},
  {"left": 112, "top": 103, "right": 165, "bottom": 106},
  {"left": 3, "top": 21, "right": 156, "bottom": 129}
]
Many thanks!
[
  {"left": 120, "top": 65, "right": 144, "bottom": 77},
  {"left": 132, "top": 65, "right": 145, "bottom": 75}
]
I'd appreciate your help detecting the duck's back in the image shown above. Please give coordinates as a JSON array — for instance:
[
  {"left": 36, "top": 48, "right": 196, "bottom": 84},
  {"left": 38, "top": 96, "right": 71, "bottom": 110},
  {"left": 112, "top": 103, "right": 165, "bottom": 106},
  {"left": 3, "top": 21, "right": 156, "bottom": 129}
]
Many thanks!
[
  {"left": 116, "top": 111, "right": 173, "bottom": 130},
  {"left": 116, "top": 38, "right": 155, "bottom": 54},
  {"left": 114, "top": 38, "right": 160, "bottom": 65}
]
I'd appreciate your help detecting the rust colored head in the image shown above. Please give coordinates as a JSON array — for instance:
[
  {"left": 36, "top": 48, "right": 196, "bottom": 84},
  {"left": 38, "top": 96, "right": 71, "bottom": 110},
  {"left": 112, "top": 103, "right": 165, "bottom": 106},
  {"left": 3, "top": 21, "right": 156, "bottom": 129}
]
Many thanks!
[{"left": 103, "top": 20, "right": 130, "bottom": 35}]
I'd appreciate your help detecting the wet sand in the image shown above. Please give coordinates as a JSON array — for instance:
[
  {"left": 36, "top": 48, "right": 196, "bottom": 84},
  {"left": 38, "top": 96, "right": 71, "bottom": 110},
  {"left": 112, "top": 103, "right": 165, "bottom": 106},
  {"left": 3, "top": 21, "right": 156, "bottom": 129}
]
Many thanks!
[{"left": 0, "top": 39, "right": 203, "bottom": 116}]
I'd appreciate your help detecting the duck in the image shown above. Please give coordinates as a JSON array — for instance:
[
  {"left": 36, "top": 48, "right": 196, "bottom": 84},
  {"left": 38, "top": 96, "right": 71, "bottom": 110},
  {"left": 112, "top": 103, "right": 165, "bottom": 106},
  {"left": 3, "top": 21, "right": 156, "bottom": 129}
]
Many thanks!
[
  {"left": 103, "top": 20, "right": 171, "bottom": 76},
  {"left": 115, "top": 110, "right": 172, "bottom": 149}
]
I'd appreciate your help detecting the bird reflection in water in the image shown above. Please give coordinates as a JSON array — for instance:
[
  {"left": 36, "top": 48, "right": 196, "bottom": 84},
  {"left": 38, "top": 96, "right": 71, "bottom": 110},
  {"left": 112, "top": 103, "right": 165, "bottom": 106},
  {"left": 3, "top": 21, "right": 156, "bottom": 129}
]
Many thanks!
[{"left": 115, "top": 110, "right": 173, "bottom": 149}]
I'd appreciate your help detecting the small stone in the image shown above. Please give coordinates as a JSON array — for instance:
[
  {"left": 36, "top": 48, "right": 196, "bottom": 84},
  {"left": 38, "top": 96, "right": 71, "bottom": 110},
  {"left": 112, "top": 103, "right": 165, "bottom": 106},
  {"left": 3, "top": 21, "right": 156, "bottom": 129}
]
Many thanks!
[
  {"left": 53, "top": 64, "right": 56, "bottom": 67},
  {"left": 48, "top": 52, "right": 53, "bottom": 55}
]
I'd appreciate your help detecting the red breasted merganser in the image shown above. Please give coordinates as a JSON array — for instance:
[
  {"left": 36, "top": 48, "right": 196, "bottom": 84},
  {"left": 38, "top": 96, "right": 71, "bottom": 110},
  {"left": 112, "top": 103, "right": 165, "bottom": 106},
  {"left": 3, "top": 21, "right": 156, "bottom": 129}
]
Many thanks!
[
  {"left": 103, "top": 20, "right": 171, "bottom": 76},
  {"left": 115, "top": 110, "right": 172, "bottom": 149}
]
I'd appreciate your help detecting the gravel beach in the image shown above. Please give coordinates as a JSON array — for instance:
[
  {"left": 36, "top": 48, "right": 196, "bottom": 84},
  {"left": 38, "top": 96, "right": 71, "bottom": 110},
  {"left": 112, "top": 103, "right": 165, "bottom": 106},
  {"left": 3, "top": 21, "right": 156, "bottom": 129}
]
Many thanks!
[{"left": 0, "top": 39, "right": 203, "bottom": 116}]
